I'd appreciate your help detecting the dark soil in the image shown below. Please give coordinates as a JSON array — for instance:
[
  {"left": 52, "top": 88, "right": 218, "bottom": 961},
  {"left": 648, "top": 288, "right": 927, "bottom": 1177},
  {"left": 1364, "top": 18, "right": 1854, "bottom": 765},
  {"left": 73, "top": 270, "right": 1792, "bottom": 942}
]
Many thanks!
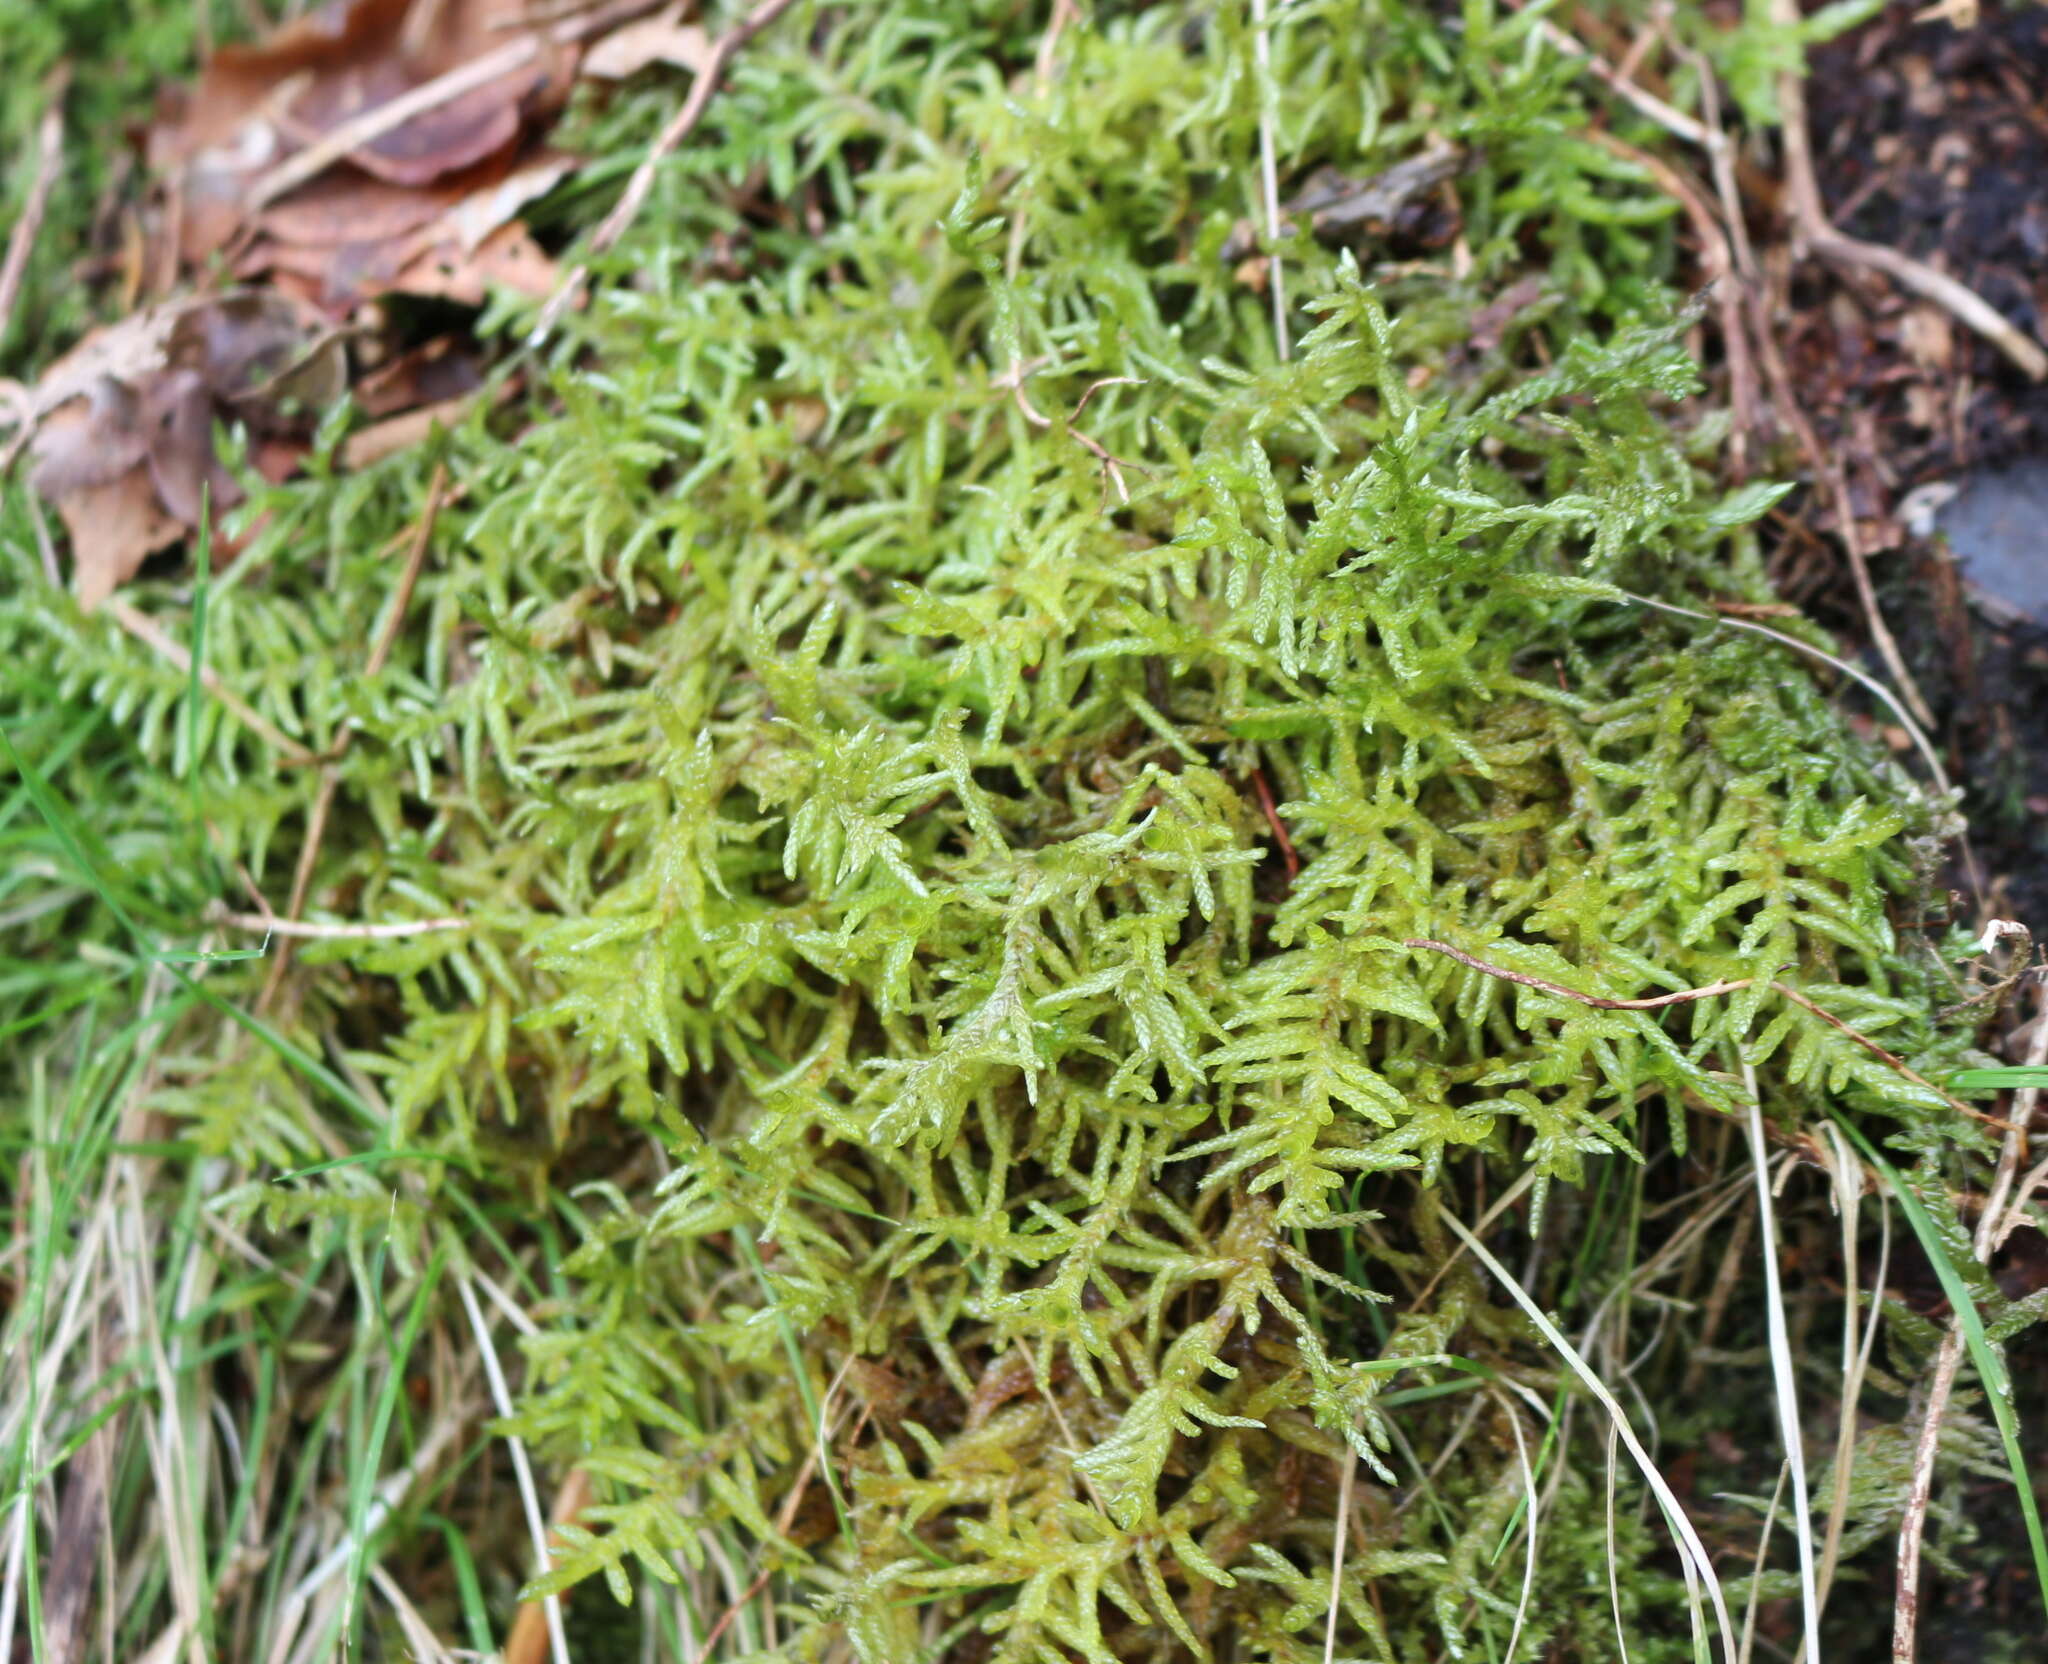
[
  {"left": 1804, "top": 0, "right": 2048, "bottom": 482},
  {"left": 1787, "top": 0, "right": 2048, "bottom": 926}
]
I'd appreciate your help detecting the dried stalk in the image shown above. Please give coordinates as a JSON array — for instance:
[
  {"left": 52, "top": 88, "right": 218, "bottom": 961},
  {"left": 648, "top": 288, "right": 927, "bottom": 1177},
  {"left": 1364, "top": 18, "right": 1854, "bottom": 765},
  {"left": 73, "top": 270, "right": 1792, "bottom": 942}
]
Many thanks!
[{"left": 0, "top": 70, "right": 69, "bottom": 348}]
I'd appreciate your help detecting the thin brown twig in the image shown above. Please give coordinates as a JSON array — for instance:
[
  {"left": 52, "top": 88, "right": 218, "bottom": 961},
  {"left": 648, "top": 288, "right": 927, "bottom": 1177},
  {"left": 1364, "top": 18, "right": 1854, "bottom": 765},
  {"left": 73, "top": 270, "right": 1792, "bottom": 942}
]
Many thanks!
[
  {"left": 531, "top": 0, "right": 806, "bottom": 342},
  {"left": 1766, "top": 980, "right": 2000, "bottom": 1128},
  {"left": 689, "top": 1366, "right": 867, "bottom": 1664},
  {"left": 1741, "top": 128, "right": 1936, "bottom": 734},
  {"left": 218, "top": 911, "right": 466, "bottom": 940},
  {"left": 997, "top": 365, "right": 1148, "bottom": 505},
  {"left": 1541, "top": 2, "right": 1944, "bottom": 732},
  {"left": 1404, "top": 938, "right": 2015, "bottom": 1133},
  {"left": 1404, "top": 937, "right": 1753, "bottom": 1010},
  {"left": 691, "top": 1563, "right": 775, "bottom": 1664},
  {"left": 1584, "top": 131, "right": 1761, "bottom": 473},
  {"left": 1761, "top": 0, "right": 2016, "bottom": 735},
  {"left": 366, "top": 463, "right": 446, "bottom": 677},
  {"left": 1811, "top": 445, "right": 1936, "bottom": 732},
  {"left": 1770, "top": 418, "right": 1939, "bottom": 753},
  {"left": 1812, "top": 226, "right": 2048, "bottom": 381},
  {"left": 0, "top": 68, "right": 69, "bottom": 350},
  {"left": 1249, "top": 765, "right": 1298, "bottom": 881},
  {"left": 1767, "top": 0, "right": 2043, "bottom": 381},
  {"left": 1069, "top": 374, "right": 1142, "bottom": 421},
  {"left": 1537, "top": 18, "right": 1714, "bottom": 150}
]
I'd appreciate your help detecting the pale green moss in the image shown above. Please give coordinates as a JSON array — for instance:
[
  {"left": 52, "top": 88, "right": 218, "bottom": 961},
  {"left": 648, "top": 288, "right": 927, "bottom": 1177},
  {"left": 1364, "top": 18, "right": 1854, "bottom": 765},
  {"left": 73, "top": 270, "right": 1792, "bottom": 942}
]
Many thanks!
[{"left": 2, "top": 3, "right": 2033, "bottom": 1661}]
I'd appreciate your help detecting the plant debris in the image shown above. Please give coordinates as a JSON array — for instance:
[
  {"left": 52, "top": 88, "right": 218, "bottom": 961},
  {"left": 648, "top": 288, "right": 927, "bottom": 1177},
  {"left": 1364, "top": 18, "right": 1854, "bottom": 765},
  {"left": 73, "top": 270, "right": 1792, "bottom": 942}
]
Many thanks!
[
  {"left": 5, "top": 0, "right": 724, "bottom": 606},
  {"left": 1221, "top": 137, "right": 1466, "bottom": 264},
  {"left": 5, "top": 4, "right": 2047, "bottom": 1663},
  {"left": 24, "top": 292, "right": 343, "bottom": 605}
]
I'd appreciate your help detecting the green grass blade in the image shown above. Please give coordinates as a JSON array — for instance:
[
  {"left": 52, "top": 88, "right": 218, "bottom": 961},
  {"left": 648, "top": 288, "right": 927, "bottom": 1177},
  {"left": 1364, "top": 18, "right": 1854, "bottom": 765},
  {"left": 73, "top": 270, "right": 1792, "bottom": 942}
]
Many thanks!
[
  {"left": 1951, "top": 1068, "right": 2048, "bottom": 1091},
  {"left": 1441, "top": 1208, "right": 1739, "bottom": 1664},
  {"left": 1829, "top": 1113, "right": 2048, "bottom": 1623},
  {"left": 0, "top": 724, "right": 379, "bottom": 1132}
]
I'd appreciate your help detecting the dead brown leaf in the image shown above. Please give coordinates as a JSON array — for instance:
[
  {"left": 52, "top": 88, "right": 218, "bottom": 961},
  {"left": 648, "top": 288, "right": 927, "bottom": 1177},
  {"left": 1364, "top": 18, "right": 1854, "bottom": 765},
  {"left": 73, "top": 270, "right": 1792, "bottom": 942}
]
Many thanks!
[
  {"left": 435, "top": 151, "right": 577, "bottom": 253},
  {"left": 48, "top": 468, "right": 186, "bottom": 610},
  {"left": 21, "top": 293, "right": 345, "bottom": 607},
  {"left": 390, "top": 220, "right": 558, "bottom": 305},
  {"left": 355, "top": 336, "right": 484, "bottom": 418},
  {"left": 152, "top": 0, "right": 575, "bottom": 274},
  {"left": 582, "top": 8, "right": 714, "bottom": 79}
]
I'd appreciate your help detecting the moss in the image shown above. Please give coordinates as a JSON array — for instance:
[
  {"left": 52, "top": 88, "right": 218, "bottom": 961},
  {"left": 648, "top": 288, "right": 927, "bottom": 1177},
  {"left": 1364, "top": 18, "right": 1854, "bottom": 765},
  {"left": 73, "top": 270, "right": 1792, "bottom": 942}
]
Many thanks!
[{"left": 1, "top": 2, "right": 2031, "bottom": 1660}]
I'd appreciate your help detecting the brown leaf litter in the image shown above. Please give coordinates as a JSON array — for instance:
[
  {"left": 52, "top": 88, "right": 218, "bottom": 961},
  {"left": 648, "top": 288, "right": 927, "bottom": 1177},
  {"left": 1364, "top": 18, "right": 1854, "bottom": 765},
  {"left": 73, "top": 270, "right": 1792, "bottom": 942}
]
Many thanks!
[
  {"left": 148, "top": 0, "right": 601, "bottom": 312},
  {"left": 25, "top": 293, "right": 345, "bottom": 607},
  {"left": 7, "top": 0, "right": 705, "bottom": 609}
]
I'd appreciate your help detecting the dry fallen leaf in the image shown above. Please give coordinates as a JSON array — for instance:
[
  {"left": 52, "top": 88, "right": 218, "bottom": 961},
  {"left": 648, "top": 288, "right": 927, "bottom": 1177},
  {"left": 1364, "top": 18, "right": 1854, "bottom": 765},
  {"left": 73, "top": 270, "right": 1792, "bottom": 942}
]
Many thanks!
[
  {"left": 582, "top": 10, "right": 714, "bottom": 79},
  {"left": 355, "top": 336, "right": 484, "bottom": 419},
  {"left": 435, "top": 152, "right": 577, "bottom": 254},
  {"left": 152, "top": 0, "right": 574, "bottom": 274},
  {"left": 390, "top": 220, "right": 558, "bottom": 305},
  {"left": 22, "top": 293, "right": 345, "bottom": 608},
  {"left": 236, "top": 151, "right": 573, "bottom": 310},
  {"left": 47, "top": 467, "right": 187, "bottom": 611}
]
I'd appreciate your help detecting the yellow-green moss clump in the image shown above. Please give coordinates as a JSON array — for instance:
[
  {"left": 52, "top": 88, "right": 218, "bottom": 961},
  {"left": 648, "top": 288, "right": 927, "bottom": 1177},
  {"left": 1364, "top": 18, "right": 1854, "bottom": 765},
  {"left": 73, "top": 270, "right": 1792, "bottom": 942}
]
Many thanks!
[{"left": 4, "top": 4, "right": 2026, "bottom": 1661}]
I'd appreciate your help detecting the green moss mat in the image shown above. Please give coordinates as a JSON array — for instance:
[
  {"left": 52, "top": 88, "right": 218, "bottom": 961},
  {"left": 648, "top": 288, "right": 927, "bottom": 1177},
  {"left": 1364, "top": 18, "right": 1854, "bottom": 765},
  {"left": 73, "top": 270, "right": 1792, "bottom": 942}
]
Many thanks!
[{"left": 4, "top": 3, "right": 2038, "bottom": 1661}]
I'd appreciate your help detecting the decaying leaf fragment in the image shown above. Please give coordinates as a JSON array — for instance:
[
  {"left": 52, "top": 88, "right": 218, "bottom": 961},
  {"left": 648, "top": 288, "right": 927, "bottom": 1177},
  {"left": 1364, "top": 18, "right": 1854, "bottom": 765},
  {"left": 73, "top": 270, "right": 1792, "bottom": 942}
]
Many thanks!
[
  {"left": 1222, "top": 139, "right": 1468, "bottom": 264},
  {"left": 21, "top": 293, "right": 345, "bottom": 608},
  {"left": 149, "top": 0, "right": 593, "bottom": 310},
  {"left": 154, "top": 0, "right": 565, "bottom": 248},
  {"left": 580, "top": 6, "right": 714, "bottom": 79}
]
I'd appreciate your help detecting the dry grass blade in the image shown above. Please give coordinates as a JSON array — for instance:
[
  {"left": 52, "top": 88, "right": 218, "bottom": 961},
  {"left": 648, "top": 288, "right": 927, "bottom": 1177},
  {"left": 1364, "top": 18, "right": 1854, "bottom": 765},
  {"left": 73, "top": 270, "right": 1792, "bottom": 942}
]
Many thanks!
[
  {"left": 1810, "top": 1122, "right": 1891, "bottom": 1640},
  {"left": 502, "top": 1470, "right": 591, "bottom": 1664},
  {"left": 217, "top": 910, "right": 467, "bottom": 939},
  {"left": 1740, "top": 1062, "right": 1821, "bottom": 1662},
  {"left": 1888, "top": 1000, "right": 2048, "bottom": 1661},
  {"left": 1251, "top": 0, "right": 1289, "bottom": 360},
  {"left": 1738, "top": 1461, "right": 1789, "bottom": 1664},
  {"left": 1405, "top": 936, "right": 1751, "bottom": 1010},
  {"left": 1321, "top": 1437, "right": 1356, "bottom": 1664},
  {"left": 1602, "top": 1422, "right": 1634, "bottom": 1664},
  {"left": 455, "top": 1275, "right": 570, "bottom": 1664},
  {"left": 258, "top": 463, "right": 448, "bottom": 1011},
  {"left": 0, "top": 69, "right": 69, "bottom": 349},
  {"left": 1618, "top": 592, "right": 1949, "bottom": 798},
  {"left": 1439, "top": 1210, "right": 1739, "bottom": 1664},
  {"left": 1499, "top": 1394, "right": 1539, "bottom": 1664}
]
